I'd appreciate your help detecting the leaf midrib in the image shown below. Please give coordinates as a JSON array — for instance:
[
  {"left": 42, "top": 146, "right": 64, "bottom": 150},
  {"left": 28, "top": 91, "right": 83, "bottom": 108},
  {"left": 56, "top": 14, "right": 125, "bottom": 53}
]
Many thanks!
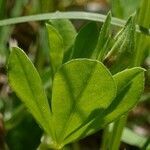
[{"left": 59, "top": 62, "right": 97, "bottom": 142}]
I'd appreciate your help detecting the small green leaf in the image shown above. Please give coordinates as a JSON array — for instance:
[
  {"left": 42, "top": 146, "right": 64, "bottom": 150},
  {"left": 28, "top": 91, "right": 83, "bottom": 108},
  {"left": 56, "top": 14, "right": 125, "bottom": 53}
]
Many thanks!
[
  {"left": 103, "top": 67, "right": 145, "bottom": 123},
  {"left": 105, "top": 16, "right": 136, "bottom": 74},
  {"left": 46, "top": 24, "right": 64, "bottom": 75},
  {"left": 72, "top": 22, "right": 99, "bottom": 59},
  {"left": 92, "top": 12, "right": 112, "bottom": 61},
  {"left": 51, "top": 59, "right": 116, "bottom": 145},
  {"left": 50, "top": 19, "right": 77, "bottom": 53},
  {"left": 8, "top": 47, "right": 52, "bottom": 136},
  {"left": 63, "top": 67, "right": 144, "bottom": 144}
]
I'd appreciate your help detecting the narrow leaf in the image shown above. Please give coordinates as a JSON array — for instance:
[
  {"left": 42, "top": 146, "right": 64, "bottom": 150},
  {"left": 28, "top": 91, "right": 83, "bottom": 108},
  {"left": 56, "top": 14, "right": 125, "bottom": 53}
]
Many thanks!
[
  {"left": 72, "top": 22, "right": 99, "bottom": 59},
  {"left": 8, "top": 47, "right": 52, "bottom": 136},
  {"left": 50, "top": 19, "right": 76, "bottom": 53},
  {"left": 0, "top": 11, "right": 149, "bottom": 37},
  {"left": 46, "top": 24, "right": 64, "bottom": 75},
  {"left": 51, "top": 59, "right": 116, "bottom": 145},
  {"left": 92, "top": 12, "right": 112, "bottom": 61}
]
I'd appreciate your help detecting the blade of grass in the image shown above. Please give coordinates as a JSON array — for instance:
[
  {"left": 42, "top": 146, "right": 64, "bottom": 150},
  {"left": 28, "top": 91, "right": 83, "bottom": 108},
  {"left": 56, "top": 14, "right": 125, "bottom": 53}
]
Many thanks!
[{"left": 0, "top": 11, "right": 149, "bottom": 36}]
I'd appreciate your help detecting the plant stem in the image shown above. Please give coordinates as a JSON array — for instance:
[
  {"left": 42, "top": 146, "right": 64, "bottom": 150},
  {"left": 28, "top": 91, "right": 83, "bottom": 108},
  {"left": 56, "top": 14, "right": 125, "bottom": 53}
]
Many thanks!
[
  {"left": 101, "top": 126, "right": 110, "bottom": 150},
  {"left": 0, "top": 11, "right": 149, "bottom": 36},
  {"left": 109, "top": 116, "right": 127, "bottom": 150},
  {"left": 106, "top": 1, "right": 150, "bottom": 150}
]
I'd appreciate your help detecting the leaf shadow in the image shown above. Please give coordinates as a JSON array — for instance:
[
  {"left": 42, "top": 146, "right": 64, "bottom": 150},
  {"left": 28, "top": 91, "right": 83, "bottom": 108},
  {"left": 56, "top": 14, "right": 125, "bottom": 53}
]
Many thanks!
[
  {"left": 56, "top": 62, "right": 104, "bottom": 139},
  {"left": 64, "top": 83, "right": 132, "bottom": 143},
  {"left": 63, "top": 108, "right": 105, "bottom": 142},
  {"left": 59, "top": 66, "right": 89, "bottom": 120},
  {"left": 104, "top": 83, "right": 131, "bottom": 116}
]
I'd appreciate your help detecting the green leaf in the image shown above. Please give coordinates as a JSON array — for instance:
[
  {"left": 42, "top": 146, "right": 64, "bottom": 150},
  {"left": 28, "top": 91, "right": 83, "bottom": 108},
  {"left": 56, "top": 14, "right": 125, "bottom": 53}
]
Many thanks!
[
  {"left": 63, "top": 67, "right": 144, "bottom": 144},
  {"left": 72, "top": 22, "right": 99, "bottom": 59},
  {"left": 92, "top": 11, "right": 112, "bottom": 61},
  {"left": 103, "top": 67, "right": 145, "bottom": 124},
  {"left": 8, "top": 47, "right": 52, "bottom": 136},
  {"left": 50, "top": 19, "right": 76, "bottom": 53},
  {"left": 49, "top": 19, "right": 76, "bottom": 62},
  {"left": 105, "top": 16, "right": 136, "bottom": 74},
  {"left": 51, "top": 59, "right": 116, "bottom": 145},
  {"left": 46, "top": 24, "right": 64, "bottom": 75}
]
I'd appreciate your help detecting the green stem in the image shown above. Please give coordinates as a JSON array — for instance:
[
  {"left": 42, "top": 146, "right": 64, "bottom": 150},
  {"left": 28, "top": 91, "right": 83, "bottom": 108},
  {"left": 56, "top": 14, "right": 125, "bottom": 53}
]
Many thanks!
[
  {"left": 100, "top": 126, "right": 110, "bottom": 150},
  {"left": 109, "top": 116, "right": 127, "bottom": 150},
  {"left": 0, "top": 11, "right": 149, "bottom": 36},
  {"left": 0, "top": 12, "right": 124, "bottom": 27}
]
